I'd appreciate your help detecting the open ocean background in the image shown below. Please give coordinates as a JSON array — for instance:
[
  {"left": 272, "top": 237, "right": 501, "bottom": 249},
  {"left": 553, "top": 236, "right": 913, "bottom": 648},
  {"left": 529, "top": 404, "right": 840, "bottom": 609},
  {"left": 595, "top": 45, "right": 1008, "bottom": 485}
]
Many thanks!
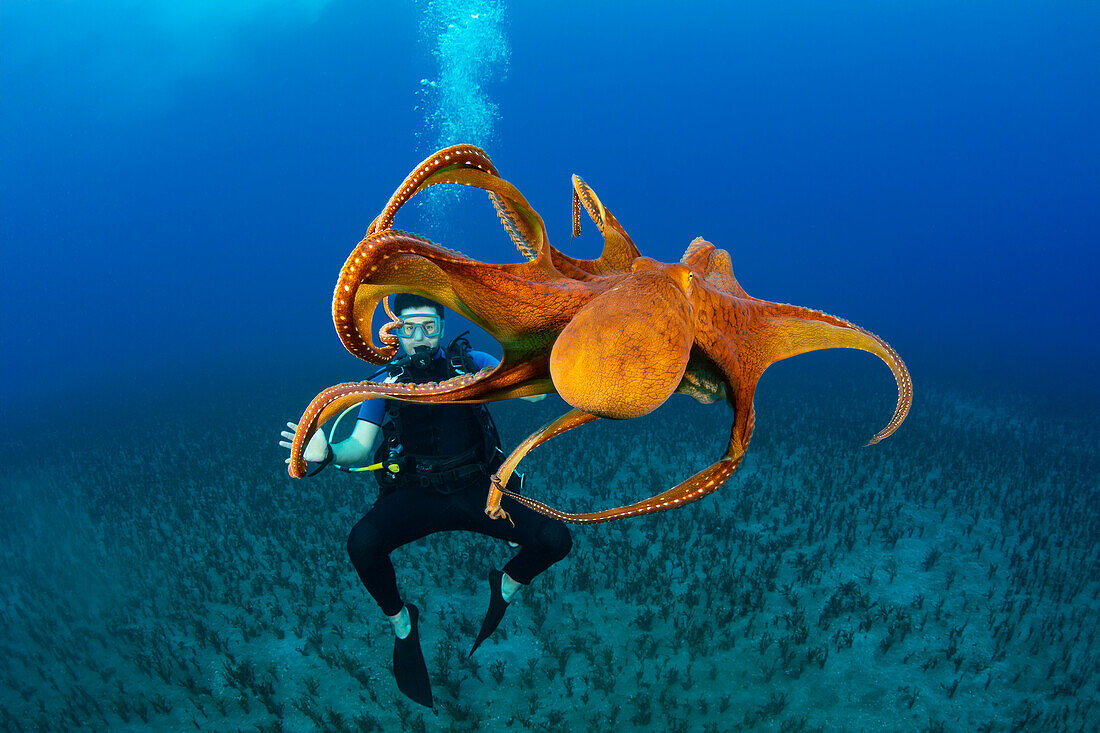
[{"left": 2, "top": 1, "right": 1098, "bottom": 731}]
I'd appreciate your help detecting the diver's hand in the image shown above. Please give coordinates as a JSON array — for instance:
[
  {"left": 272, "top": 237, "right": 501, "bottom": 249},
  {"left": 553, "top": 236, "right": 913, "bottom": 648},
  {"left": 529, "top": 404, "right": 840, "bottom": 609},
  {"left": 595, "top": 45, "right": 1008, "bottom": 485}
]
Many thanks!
[{"left": 279, "top": 421, "right": 331, "bottom": 464}]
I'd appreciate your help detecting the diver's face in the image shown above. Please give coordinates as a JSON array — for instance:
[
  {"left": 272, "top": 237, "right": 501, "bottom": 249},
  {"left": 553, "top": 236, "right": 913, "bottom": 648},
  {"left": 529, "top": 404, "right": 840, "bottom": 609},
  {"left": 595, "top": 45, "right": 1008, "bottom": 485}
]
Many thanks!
[{"left": 397, "top": 308, "right": 444, "bottom": 357}]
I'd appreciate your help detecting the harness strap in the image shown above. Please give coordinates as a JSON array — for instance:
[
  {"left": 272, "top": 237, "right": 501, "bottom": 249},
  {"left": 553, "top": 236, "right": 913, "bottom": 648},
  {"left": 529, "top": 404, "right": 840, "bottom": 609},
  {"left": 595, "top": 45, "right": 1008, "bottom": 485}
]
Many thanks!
[
  {"left": 413, "top": 463, "right": 487, "bottom": 493},
  {"left": 406, "top": 448, "right": 482, "bottom": 472}
]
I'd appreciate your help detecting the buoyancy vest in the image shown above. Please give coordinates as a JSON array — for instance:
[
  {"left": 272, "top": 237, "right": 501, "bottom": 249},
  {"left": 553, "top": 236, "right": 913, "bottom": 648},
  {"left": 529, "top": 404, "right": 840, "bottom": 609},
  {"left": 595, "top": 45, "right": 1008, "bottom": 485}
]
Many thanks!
[{"left": 373, "top": 336, "right": 502, "bottom": 493}]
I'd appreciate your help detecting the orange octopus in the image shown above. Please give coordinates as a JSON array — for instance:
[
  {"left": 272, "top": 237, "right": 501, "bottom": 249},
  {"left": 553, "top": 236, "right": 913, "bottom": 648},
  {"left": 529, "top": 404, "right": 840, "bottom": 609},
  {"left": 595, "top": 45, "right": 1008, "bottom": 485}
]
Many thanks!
[{"left": 288, "top": 144, "right": 912, "bottom": 525}]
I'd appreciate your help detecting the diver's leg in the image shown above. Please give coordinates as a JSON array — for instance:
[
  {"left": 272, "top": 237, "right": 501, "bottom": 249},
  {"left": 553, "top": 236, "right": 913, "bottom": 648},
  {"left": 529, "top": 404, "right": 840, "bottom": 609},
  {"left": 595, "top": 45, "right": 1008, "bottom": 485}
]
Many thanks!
[
  {"left": 452, "top": 487, "right": 573, "bottom": 654},
  {"left": 459, "top": 490, "right": 574, "bottom": 584},
  {"left": 346, "top": 485, "right": 446, "bottom": 707},
  {"left": 346, "top": 485, "right": 448, "bottom": 616}
]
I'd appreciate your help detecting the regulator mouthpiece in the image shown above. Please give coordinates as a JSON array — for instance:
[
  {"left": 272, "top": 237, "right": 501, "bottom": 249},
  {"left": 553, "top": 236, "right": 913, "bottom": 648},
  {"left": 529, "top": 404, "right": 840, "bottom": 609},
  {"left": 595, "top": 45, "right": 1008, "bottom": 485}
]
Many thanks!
[{"left": 410, "top": 346, "right": 433, "bottom": 370}]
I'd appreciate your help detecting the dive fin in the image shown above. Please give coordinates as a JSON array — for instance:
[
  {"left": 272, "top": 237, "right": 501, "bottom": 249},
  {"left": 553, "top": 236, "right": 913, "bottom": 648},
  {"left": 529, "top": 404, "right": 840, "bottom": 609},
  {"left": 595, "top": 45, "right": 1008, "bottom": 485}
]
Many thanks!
[
  {"left": 392, "top": 604, "right": 433, "bottom": 707},
  {"left": 469, "top": 570, "right": 510, "bottom": 657}
]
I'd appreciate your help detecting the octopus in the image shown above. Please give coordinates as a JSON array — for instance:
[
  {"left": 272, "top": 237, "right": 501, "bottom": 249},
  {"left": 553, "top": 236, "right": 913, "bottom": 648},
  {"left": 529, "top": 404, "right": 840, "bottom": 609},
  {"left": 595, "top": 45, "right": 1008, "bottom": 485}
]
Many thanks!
[{"left": 287, "top": 144, "right": 912, "bottom": 525}]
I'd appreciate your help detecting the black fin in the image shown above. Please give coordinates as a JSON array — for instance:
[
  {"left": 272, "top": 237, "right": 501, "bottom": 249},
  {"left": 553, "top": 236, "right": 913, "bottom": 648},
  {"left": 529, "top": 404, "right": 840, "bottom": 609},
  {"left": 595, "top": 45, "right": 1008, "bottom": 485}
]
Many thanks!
[
  {"left": 392, "top": 604, "right": 433, "bottom": 707},
  {"left": 469, "top": 570, "right": 509, "bottom": 657}
]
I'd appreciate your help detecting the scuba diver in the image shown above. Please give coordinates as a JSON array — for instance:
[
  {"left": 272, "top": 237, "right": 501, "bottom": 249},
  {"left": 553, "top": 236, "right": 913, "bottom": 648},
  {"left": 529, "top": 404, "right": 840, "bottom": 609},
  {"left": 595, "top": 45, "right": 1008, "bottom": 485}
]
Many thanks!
[{"left": 278, "top": 294, "right": 572, "bottom": 707}]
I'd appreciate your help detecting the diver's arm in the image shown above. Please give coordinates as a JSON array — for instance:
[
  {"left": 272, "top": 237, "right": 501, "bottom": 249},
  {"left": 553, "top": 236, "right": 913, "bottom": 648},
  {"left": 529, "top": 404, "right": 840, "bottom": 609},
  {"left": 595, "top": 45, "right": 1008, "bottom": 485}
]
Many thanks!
[
  {"left": 280, "top": 418, "right": 379, "bottom": 469},
  {"left": 330, "top": 420, "right": 381, "bottom": 465}
]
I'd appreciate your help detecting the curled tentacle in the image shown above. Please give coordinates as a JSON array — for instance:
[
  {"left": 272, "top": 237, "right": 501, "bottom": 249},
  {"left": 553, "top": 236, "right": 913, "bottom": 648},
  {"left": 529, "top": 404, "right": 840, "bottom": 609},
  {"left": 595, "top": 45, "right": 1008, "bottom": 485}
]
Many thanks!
[
  {"left": 332, "top": 228, "right": 578, "bottom": 366},
  {"left": 498, "top": 411, "right": 750, "bottom": 524},
  {"left": 289, "top": 362, "right": 540, "bottom": 478},
  {"left": 376, "top": 296, "right": 402, "bottom": 345},
  {"left": 497, "top": 343, "right": 756, "bottom": 524},
  {"left": 365, "top": 144, "right": 552, "bottom": 266},
  {"left": 750, "top": 302, "right": 912, "bottom": 444},
  {"left": 484, "top": 409, "right": 599, "bottom": 518},
  {"left": 331, "top": 230, "right": 454, "bottom": 364},
  {"left": 567, "top": 175, "right": 640, "bottom": 274},
  {"left": 367, "top": 144, "right": 500, "bottom": 235}
]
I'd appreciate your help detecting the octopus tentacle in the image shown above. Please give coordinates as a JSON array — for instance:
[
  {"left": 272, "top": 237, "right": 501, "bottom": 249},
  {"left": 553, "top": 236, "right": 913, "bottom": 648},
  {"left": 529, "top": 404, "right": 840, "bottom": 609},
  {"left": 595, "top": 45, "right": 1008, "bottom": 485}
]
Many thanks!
[
  {"left": 427, "top": 168, "right": 550, "bottom": 265},
  {"left": 288, "top": 358, "right": 552, "bottom": 478},
  {"left": 489, "top": 192, "right": 540, "bottom": 262},
  {"left": 333, "top": 229, "right": 566, "bottom": 365},
  {"left": 750, "top": 302, "right": 912, "bottom": 445},
  {"left": 333, "top": 230, "right": 460, "bottom": 363},
  {"left": 366, "top": 144, "right": 499, "bottom": 235},
  {"left": 499, "top": 420, "right": 749, "bottom": 525},
  {"left": 571, "top": 186, "right": 583, "bottom": 238},
  {"left": 289, "top": 385, "right": 387, "bottom": 478},
  {"left": 365, "top": 144, "right": 553, "bottom": 267},
  {"left": 568, "top": 175, "right": 640, "bottom": 273},
  {"left": 484, "top": 408, "right": 599, "bottom": 518},
  {"left": 492, "top": 351, "right": 758, "bottom": 525}
]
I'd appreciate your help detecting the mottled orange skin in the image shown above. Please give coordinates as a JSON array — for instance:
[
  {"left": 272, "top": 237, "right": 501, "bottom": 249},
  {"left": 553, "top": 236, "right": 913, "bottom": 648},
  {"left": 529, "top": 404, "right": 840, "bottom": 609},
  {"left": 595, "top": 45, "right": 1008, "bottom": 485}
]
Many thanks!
[{"left": 289, "top": 145, "right": 912, "bottom": 525}]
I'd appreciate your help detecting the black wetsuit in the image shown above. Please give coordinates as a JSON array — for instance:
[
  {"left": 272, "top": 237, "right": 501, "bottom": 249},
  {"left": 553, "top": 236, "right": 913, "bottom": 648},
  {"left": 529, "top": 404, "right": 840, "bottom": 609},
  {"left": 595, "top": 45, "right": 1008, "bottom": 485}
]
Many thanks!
[{"left": 345, "top": 352, "right": 572, "bottom": 617}]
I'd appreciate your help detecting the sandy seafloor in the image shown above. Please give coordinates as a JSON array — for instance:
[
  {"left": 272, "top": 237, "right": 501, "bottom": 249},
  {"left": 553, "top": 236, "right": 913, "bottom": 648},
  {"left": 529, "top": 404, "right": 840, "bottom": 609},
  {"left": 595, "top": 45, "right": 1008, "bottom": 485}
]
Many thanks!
[{"left": 1, "top": 364, "right": 1097, "bottom": 732}]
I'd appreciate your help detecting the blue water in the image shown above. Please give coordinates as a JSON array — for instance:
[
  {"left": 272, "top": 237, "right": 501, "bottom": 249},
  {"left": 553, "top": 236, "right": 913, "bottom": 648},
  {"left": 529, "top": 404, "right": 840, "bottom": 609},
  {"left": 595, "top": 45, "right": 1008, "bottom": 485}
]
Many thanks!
[
  {"left": 2, "top": 2, "right": 1098, "bottom": 731},
  {"left": 3, "top": 0, "right": 1098, "bottom": 410}
]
